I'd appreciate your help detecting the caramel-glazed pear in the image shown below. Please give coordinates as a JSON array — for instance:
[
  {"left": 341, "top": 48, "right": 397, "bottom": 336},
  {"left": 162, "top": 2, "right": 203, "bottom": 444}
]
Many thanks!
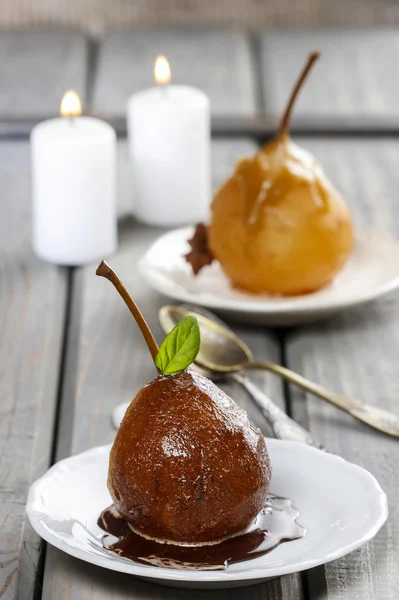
[
  {"left": 208, "top": 52, "right": 353, "bottom": 295},
  {"left": 97, "top": 262, "right": 272, "bottom": 546}
]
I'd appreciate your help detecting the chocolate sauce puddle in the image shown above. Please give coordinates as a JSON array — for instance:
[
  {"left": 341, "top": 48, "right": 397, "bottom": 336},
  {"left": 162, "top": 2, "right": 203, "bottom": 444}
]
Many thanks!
[{"left": 98, "top": 495, "right": 305, "bottom": 570}]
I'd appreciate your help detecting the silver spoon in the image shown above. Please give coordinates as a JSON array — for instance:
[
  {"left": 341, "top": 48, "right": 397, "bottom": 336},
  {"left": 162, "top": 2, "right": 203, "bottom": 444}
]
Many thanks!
[
  {"left": 159, "top": 304, "right": 325, "bottom": 449},
  {"left": 159, "top": 305, "right": 399, "bottom": 439}
]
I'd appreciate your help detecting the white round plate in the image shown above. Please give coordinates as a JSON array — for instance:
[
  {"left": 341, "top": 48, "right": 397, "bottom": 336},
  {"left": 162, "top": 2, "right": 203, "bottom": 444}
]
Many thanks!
[
  {"left": 139, "top": 226, "right": 399, "bottom": 325},
  {"left": 27, "top": 441, "right": 387, "bottom": 589}
]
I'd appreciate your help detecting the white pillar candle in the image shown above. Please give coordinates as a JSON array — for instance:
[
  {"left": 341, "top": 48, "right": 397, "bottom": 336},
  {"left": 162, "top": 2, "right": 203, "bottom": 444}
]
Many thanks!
[
  {"left": 32, "top": 91, "right": 117, "bottom": 265},
  {"left": 127, "top": 56, "right": 211, "bottom": 227}
]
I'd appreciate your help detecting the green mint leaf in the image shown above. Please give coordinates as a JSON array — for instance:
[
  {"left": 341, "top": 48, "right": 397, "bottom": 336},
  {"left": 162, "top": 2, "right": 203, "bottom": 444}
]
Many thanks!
[{"left": 155, "top": 315, "right": 200, "bottom": 376}]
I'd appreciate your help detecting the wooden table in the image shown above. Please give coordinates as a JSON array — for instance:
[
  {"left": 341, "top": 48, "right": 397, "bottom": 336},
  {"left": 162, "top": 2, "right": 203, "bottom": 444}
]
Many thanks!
[{"left": 1, "top": 27, "right": 399, "bottom": 600}]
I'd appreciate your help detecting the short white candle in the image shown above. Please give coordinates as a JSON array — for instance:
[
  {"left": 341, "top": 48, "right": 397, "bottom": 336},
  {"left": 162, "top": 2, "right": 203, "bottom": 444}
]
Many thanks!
[
  {"left": 32, "top": 91, "right": 117, "bottom": 265},
  {"left": 127, "top": 56, "right": 211, "bottom": 226}
]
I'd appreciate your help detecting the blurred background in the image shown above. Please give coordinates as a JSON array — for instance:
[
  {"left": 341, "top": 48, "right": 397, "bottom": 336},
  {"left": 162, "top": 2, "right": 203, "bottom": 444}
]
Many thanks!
[
  {"left": 0, "top": 1, "right": 398, "bottom": 227},
  {"left": 0, "top": 0, "right": 397, "bottom": 33}
]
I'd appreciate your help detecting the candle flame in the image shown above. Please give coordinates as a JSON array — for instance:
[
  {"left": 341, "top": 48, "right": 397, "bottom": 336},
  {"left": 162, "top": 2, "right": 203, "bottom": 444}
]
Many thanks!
[
  {"left": 60, "top": 90, "right": 82, "bottom": 117},
  {"left": 154, "top": 56, "right": 171, "bottom": 86}
]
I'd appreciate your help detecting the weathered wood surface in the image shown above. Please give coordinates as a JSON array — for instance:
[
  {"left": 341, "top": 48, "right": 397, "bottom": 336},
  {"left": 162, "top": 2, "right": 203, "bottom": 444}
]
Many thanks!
[
  {"left": 0, "top": 36, "right": 89, "bottom": 599},
  {"left": 285, "top": 138, "right": 399, "bottom": 599},
  {"left": 41, "top": 138, "right": 302, "bottom": 599},
  {"left": 1, "top": 0, "right": 397, "bottom": 33},
  {"left": 0, "top": 31, "right": 88, "bottom": 116},
  {"left": 0, "top": 142, "right": 67, "bottom": 599},
  {"left": 91, "top": 29, "right": 257, "bottom": 115},
  {"left": 260, "top": 29, "right": 399, "bottom": 119},
  {"left": 2, "top": 27, "right": 399, "bottom": 600}
]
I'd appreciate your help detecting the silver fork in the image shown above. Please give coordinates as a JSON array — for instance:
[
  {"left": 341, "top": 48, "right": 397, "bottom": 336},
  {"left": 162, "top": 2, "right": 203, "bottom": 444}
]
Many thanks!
[{"left": 232, "top": 371, "right": 326, "bottom": 451}]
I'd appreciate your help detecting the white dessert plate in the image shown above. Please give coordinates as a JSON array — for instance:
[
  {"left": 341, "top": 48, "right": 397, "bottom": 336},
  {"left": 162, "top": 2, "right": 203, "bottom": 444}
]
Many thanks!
[
  {"left": 26, "top": 441, "right": 387, "bottom": 589},
  {"left": 139, "top": 226, "right": 399, "bottom": 325}
]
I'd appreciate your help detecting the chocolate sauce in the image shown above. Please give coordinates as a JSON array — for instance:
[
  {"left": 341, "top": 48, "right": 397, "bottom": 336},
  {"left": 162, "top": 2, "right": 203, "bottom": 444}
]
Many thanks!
[{"left": 98, "top": 495, "right": 305, "bottom": 570}]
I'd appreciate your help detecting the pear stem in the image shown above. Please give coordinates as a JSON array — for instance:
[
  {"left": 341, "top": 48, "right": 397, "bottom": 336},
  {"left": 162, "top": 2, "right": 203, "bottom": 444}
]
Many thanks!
[
  {"left": 277, "top": 51, "right": 320, "bottom": 138},
  {"left": 96, "top": 261, "right": 159, "bottom": 362}
]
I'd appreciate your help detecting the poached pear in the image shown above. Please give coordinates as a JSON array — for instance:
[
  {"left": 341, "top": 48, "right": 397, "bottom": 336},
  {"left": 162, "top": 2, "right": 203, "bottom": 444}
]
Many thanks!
[
  {"left": 97, "top": 262, "right": 271, "bottom": 545},
  {"left": 187, "top": 52, "right": 354, "bottom": 296}
]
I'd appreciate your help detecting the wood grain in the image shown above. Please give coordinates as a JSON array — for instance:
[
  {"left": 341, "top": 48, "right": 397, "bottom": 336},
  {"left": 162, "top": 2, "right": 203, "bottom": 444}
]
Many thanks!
[
  {"left": 0, "top": 0, "right": 397, "bottom": 34},
  {"left": 260, "top": 29, "right": 399, "bottom": 119},
  {"left": 91, "top": 29, "right": 257, "bottom": 116},
  {"left": 0, "top": 30, "right": 88, "bottom": 116},
  {"left": 0, "top": 141, "right": 67, "bottom": 599},
  {"left": 285, "top": 138, "right": 399, "bottom": 599},
  {"left": 42, "top": 139, "right": 301, "bottom": 599}
]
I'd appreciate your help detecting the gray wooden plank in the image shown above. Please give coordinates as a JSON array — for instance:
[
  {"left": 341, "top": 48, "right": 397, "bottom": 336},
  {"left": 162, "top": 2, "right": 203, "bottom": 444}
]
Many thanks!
[
  {"left": 285, "top": 138, "right": 399, "bottom": 599},
  {"left": 0, "top": 1, "right": 395, "bottom": 32},
  {"left": 43, "top": 554, "right": 303, "bottom": 599},
  {"left": 91, "top": 28, "right": 257, "bottom": 116},
  {"left": 0, "top": 30, "right": 88, "bottom": 116},
  {"left": 0, "top": 141, "right": 67, "bottom": 598},
  {"left": 260, "top": 29, "right": 399, "bottom": 119},
  {"left": 42, "top": 139, "right": 302, "bottom": 599}
]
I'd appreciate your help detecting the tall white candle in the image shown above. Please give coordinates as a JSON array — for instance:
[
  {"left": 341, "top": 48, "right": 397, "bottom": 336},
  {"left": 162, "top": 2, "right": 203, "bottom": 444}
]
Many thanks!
[
  {"left": 32, "top": 91, "right": 117, "bottom": 265},
  {"left": 127, "top": 56, "right": 211, "bottom": 227}
]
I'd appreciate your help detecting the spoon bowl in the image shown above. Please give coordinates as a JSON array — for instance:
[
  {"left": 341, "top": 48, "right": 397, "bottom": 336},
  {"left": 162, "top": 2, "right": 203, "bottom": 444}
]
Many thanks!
[{"left": 159, "top": 305, "right": 253, "bottom": 370}]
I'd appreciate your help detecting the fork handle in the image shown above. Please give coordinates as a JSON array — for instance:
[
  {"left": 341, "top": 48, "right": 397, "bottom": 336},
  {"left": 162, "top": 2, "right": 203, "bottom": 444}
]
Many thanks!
[{"left": 231, "top": 372, "right": 325, "bottom": 450}]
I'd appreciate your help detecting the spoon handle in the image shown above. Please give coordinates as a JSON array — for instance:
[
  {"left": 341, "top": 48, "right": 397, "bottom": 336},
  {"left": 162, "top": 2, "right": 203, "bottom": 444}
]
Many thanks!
[
  {"left": 231, "top": 372, "right": 325, "bottom": 450},
  {"left": 241, "top": 361, "right": 399, "bottom": 438}
]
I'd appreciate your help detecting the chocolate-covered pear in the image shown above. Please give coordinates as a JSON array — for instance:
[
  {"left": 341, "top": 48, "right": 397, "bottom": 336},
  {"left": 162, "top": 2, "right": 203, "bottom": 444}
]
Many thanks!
[
  {"left": 187, "top": 52, "right": 354, "bottom": 296},
  {"left": 97, "top": 262, "right": 271, "bottom": 545}
]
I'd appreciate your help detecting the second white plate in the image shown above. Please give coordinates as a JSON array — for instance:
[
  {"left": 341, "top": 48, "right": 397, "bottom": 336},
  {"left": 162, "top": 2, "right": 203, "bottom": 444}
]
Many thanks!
[{"left": 139, "top": 227, "right": 399, "bottom": 325}]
